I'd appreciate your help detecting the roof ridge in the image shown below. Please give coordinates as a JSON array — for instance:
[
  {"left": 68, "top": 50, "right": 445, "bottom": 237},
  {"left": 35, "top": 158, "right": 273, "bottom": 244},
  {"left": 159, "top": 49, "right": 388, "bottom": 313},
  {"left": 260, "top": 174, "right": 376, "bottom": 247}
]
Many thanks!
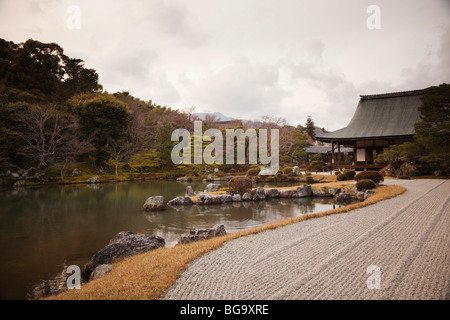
[{"left": 360, "top": 88, "right": 425, "bottom": 100}]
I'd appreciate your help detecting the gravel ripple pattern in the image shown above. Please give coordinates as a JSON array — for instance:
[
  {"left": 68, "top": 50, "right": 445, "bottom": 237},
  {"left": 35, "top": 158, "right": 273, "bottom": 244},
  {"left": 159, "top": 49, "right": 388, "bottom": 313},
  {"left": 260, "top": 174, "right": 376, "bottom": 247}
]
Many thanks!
[{"left": 162, "top": 179, "right": 450, "bottom": 300}]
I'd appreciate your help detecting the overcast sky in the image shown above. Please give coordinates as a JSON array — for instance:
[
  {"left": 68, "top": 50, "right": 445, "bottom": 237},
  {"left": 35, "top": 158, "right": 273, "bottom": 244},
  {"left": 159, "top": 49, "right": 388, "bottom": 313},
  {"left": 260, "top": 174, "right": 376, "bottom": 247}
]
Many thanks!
[{"left": 1, "top": 0, "right": 449, "bottom": 130}]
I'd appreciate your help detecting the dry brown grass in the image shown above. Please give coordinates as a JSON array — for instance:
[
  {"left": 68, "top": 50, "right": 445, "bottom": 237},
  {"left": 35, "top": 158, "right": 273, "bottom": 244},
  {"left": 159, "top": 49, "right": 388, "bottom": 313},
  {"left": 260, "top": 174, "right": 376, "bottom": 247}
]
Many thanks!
[{"left": 48, "top": 183, "right": 405, "bottom": 300}]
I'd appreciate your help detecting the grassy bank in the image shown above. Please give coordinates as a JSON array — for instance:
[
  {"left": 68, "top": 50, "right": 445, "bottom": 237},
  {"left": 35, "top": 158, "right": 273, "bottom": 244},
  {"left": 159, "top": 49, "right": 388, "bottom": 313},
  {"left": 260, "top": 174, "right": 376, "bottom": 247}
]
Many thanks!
[{"left": 47, "top": 182, "right": 406, "bottom": 300}]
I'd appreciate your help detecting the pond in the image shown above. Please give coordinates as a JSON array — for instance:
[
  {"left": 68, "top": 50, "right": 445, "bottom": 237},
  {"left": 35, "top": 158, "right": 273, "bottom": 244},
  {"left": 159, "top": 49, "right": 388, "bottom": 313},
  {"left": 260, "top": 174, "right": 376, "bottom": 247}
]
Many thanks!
[{"left": 0, "top": 180, "right": 347, "bottom": 299}]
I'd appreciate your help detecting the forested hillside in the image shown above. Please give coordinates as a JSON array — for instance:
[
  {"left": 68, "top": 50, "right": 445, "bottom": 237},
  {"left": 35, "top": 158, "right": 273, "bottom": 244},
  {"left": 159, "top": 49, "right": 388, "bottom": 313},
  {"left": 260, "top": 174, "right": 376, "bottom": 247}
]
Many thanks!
[{"left": 0, "top": 39, "right": 311, "bottom": 185}]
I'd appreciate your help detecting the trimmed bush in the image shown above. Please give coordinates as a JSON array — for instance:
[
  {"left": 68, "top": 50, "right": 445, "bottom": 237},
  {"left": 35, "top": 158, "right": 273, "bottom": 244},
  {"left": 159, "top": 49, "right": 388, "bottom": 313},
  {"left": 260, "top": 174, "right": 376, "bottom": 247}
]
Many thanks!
[
  {"left": 343, "top": 169, "right": 356, "bottom": 180},
  {"left": 354, "top": 171, "right": 384, "bottom": 183},
  {"left": 355, "top": 179, "right": 376, "bottom": 191},
  {"left": 336, "top": 173, "right": 347, "bottom": 181},
  {"left": 247, "top": 168, "right": 259, "bottom": 176},
  {"left": 228, "top": 177, "right": 253, "bottom": 195},
  {"left": 282, "top": 166, "right": 293, "bottom": 174}
]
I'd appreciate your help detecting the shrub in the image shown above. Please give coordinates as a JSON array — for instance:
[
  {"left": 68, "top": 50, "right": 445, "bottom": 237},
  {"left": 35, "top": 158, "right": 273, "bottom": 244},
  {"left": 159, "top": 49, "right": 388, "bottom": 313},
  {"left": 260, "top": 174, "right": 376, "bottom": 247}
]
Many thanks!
[
  {"left": 310, "top": 160, "right": 326, "bottom": 167},
  {"left": 355, "top": 179, "right": 376, "bottom": 191},
  {"left": 282, "top": 166, "right": 293, "bottom": 174},
  {"left": 227, "top": 177, "right": 253, "bottom": 194},
  {"left": 336, "top": 173, "right": 347, "bottom": 181},
  {"left": 354, "top": 171, "right": 384, "bottom": 183},
  {"left": 343, "top": 169, "right": 356, "bottom": 180},
  {"left": 247, "top": 168, "right": 259, "bottom": 176}
]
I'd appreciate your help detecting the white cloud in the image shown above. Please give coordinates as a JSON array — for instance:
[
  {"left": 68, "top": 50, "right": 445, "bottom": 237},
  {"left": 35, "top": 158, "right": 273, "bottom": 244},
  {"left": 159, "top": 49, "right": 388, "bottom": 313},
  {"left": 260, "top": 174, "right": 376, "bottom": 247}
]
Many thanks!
[{"left": 0, "top": 0, "right": 449, "bottom": 130}]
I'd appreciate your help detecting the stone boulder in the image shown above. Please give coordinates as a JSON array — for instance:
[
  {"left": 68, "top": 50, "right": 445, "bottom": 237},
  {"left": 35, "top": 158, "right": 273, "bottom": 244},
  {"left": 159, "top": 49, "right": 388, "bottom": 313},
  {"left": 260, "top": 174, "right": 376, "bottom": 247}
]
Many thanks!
[
  {"left": 295, "top": 185, "right": 312, "bottom": 197},
  {"left": 328, "top": 188, "right": 341, "bottom": 196},
  {"left": 83, "top": 231, "right": 165, "bottom": 280},
  {"left": 196, "top": 192, "right": 210, "bottom": 205},
  {"left": 379, "top": 164, "right": 395, "bottom": 177},
  {"left": 259, "top": 168, "right": 277, "bottom": 175},
  {"left": 312, "top": 187, "right": 333, "bottom": 197},
  {"left": 178, "top": 224, "right": 227, "bottom": 244},
  {"left": 143, "top": 196, "right": 166, "bottom": 211},
  {"left": 357, "top": 191, "right": 366, "bottom": 201},
  {"left": 185, "top": 186, "right": 196, "bottom": 196},
  {"left": 242, "top": 192, "right": 252, "bottom": 201},
  {"left": 266, "top": 188, "right": 280, "bottom": 198},
  {"left": 334, "top": 193, "right": 354, "bottom": 203},
  {"left": 167, "top": 196, "right": 193, "bottom": 206},
  {"left": 292, "top": 166, "right": 302, "bottom": 176},
  {"left": 397, "top": 162, "right": 417, "bottom": 177},
  {"left": 364, "top": 190, "right": 375, "bottom": 199},
  {"left": 205, "top": 183, "right": 221, "bottom": 192},
  {"left": 87, "top": 176, "right": 99, "bottom": 183},
  {"left": 90, "top": 264, "right": 113, "bottom": 281},
  {"left": 232, "top": 194, "right": 242, "bottom": 202},
  {"left": 196, "top": 192, "right": 225, "bottom": 205},
  {"left": 251, "top": 187, "right": 266, "bottom": 201},
  {"left": 218, "top": 194, "right": 233, "bottom": 203},
  {"left": 279, "top": 189, "right": 294, "bottom": 198}
]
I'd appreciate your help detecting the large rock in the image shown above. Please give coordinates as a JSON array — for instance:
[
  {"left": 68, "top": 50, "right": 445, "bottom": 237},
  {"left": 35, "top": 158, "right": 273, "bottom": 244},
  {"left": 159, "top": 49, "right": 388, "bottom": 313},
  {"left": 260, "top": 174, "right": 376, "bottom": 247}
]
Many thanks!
[
  {"left": 178, "top": 224, "right": 227, "bottom": 244},
  {"left": 292, "top": 166, "right": 302, "bottom": 176},
  {"left": 379, "top": 164, "right": 395, "bottom": 177},
  {"left": 259, "top": 169, "right": 277, "bottom": 175},
  {"left": 242, "top": 192, "right": 252, "bottom": 201},
  {"left": 196, "top": 192, "right": 226, "bottom": 205},
  {"left": 334, "top": 193, "right": 354, "bottom": 203},
  {"left": 87, "top": 176, "right": 99, "bottom": 183},
  {"left": 328, "top": 188, "right": 341, "bottom": 196},
  {"left": 397, "top": 162, "right": 417, "bottom": 177},
  {"left": 185, "top": 186, "right": 196, "bottom": 196},
  {"left": 197, "top": 192, "right": 210, "bottom": 205},
  {"left": 167, "top": 196, "right": 193, "bottom": 206},
  {"left": 364, "top": 190, "right": 375, "bottom": 199},
  {"left": 266, "top": 188, "right": 280, "bottom": 198},
  {"left": 232, "top": 194, "right": 242, "bottom": 202},
  {"left": 279, "top": 189, "right": 294, "bottom": 198},
  {"left": 357, "top": 191, "right": 366, "bottom": 201},
  {"left": 143, "top": 196, "right": 166, "bottom": 211},
  {"left": 295, "top": 185, "right": 312, "bottom": 197},
  {"left": 90, "top": 264, "right": 113, "bottom": 281},
  {"left": 83, "top": 231, "right": 165, "bottom": 280},
  {"left": 204, "top": 183, "right": 221, "bottom": 192},
  {"left": 218, "top": 194, "right": 233, "bottom": 203},
  {"left": 251, "top": 187, "right": 266, "bottom": 201},
  {"left": 312, "top": 187, "right": 333, "bottom": 197}
]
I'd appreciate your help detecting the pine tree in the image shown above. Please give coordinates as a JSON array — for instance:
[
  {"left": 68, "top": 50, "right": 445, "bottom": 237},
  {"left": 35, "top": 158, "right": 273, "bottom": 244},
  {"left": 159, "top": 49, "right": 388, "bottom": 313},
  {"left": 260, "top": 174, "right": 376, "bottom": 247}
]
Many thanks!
[{"left": 306, "top": 116, "right": 315, "bottom": 140}]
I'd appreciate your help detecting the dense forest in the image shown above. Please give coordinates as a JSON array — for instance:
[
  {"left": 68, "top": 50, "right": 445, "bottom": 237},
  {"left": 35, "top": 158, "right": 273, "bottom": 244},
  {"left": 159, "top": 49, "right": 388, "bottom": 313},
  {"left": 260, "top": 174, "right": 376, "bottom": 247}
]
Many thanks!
[{"left": 0, "top": 38, "right": 313, "bottom": 185}]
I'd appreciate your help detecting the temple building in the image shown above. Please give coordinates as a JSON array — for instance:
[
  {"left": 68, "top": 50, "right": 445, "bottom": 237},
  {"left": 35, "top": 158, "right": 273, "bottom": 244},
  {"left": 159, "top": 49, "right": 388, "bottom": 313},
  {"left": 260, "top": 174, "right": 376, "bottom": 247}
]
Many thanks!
[{"left": 316, "top": 89, "right": 424, "bottom": 171}]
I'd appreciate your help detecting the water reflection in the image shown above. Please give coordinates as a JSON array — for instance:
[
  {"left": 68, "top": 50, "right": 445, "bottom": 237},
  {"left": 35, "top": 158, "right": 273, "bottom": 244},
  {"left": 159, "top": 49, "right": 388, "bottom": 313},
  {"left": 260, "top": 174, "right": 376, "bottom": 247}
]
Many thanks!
[{"left": 0, "top": 181, "right": 344, "bottom": 299}]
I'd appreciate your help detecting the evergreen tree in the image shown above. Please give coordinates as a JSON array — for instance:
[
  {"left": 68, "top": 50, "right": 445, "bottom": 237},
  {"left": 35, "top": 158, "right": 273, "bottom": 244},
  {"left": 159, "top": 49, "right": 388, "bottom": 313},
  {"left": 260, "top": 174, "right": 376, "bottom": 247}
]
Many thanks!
[{"left": 306, "top": 116, "right": 316, "bottom": 140}]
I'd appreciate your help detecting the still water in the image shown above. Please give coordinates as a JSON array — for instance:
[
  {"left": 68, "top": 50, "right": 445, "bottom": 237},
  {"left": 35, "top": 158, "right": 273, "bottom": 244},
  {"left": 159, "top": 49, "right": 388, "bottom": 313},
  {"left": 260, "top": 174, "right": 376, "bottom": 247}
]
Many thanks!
[{"left": 0, "top": 180, "right": 345, "bottom": 299}]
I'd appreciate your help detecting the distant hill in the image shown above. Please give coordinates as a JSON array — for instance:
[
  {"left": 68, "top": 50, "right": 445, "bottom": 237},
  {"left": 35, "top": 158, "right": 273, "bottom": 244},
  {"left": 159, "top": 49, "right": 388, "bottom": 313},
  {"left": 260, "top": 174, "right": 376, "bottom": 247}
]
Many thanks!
[{"left": 192, "top": 112, "right": 236, "bottom": 122}]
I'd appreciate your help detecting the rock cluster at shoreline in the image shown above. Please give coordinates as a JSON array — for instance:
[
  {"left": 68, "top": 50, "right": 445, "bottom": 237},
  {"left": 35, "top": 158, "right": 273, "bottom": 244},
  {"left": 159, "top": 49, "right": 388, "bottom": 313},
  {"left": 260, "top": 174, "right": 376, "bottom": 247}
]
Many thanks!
[
  {"left": 142, "top": 183, "right": 375, "bottom": 212},
  {"left": 178, "top": 224, "right": 227, "bottom": 244}
]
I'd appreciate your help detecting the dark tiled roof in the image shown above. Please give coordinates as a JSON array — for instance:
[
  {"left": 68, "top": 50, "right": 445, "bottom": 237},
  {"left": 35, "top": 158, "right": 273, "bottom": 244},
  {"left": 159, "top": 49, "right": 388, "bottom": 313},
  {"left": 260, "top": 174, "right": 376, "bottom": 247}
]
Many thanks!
[{"left": 317, "top": 89, "right": 424, "bottom": 141}]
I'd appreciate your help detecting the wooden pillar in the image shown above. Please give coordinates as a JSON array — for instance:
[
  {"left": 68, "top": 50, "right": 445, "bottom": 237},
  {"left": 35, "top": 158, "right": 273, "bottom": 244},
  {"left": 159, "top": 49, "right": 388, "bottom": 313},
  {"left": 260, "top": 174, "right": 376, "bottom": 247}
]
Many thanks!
[
  {"left": 337, "top": 143, "right": 341, "bottom": 167},
  {"left": 331, "top": 140, "right": 335, "bottom": 172},
  {"left": 354, "top": 141, "right": 357, "bottom": 169}
]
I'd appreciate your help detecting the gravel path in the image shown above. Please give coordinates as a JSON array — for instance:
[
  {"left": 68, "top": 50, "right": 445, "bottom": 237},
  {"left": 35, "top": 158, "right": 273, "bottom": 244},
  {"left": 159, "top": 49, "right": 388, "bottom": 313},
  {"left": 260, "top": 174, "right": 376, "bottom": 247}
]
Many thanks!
[{"left": 162, "top": 179, "right": 450, "bottom": 300}]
